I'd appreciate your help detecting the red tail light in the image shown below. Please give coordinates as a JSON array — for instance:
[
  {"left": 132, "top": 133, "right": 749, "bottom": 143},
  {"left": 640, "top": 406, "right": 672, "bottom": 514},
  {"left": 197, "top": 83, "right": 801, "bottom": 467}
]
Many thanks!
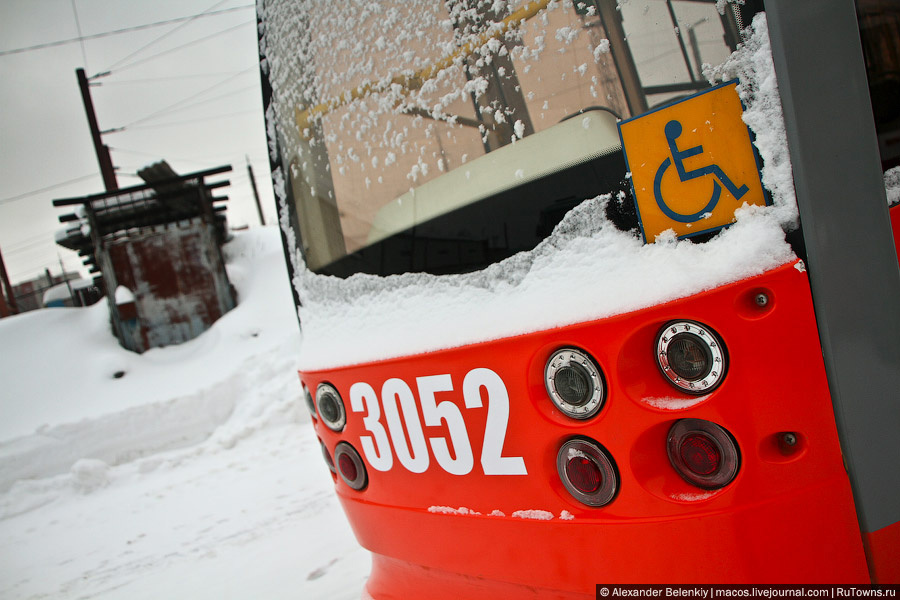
[
  {"left": 334, "top": 442, "right": 368, "bottom": 491},
  {"left": 566, "top": 456, "right": 602, "bottom": 493},
  {"left": 339, "top": 453, "right": 358, "bottom": 481},
  {"left": 667, "top": 419, "right": 740, "bottom": 489},
  {"left": 557, "top": 438, "right": 618, "bottom": 507},
  {"left": 679, "top": 433, "right": 720, "bottom": 475}
]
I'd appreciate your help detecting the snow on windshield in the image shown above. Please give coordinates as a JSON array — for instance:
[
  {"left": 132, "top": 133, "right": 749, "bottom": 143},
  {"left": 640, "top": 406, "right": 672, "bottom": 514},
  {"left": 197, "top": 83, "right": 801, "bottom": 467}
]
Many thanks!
[{"left": 269, "top": 12, "right": 800, "bottom": 371}]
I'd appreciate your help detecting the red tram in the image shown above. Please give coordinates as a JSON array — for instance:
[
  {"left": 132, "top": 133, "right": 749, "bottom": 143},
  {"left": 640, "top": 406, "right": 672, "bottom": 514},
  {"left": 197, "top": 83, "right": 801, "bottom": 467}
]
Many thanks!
[{"left": 258, "top": 1, "right": 900, "bottom": 596}]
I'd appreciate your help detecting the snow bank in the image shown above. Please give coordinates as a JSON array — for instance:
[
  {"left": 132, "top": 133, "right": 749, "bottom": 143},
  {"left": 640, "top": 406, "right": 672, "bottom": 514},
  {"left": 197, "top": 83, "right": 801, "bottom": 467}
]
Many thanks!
[
  {"left": 0, "top": 227, "right": 369, "bottom": 599},
  {"left": 0, "top": 228, "right": 299, "bottom": 486}
]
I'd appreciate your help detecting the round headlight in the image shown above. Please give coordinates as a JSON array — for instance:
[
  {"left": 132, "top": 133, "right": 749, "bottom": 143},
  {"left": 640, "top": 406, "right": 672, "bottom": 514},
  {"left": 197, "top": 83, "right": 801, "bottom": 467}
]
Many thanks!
[
  {"left": 655, "top": 321, "right": 726, "bottom": 394},
  {"left": 545, "top": 348, "right": 605, "bottom": 419},
  {"left": 316, "top": 383, "right": 346, "bottom": 432}
]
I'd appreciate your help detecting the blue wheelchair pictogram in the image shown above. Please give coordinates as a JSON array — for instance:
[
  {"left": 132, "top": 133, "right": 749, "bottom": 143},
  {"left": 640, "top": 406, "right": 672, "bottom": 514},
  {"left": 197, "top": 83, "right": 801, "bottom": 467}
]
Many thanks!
[{"left": 653, "top": 119, "right": 749, "bottom": 223}]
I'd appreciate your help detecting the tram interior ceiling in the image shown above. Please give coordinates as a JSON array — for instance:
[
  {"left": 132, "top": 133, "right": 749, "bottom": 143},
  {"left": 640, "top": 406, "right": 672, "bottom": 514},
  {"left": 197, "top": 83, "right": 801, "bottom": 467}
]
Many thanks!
[
  {"left": 52, "top": 164, "right": 236, "bottom": 353},
  {"left": 318, "top": 145, "right": 633, "bottom": 278}
]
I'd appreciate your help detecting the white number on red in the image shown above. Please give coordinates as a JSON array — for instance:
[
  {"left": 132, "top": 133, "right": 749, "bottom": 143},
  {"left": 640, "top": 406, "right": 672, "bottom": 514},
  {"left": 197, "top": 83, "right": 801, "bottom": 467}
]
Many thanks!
[
  {"left": 347, "top": 369, "right": 527, "bottom": 476},
  {"left": 348, "top": 382, "right": 393, "bottom": 471},
  {"left": 463, "top": 368, "right": 527, "bottom": 475}
]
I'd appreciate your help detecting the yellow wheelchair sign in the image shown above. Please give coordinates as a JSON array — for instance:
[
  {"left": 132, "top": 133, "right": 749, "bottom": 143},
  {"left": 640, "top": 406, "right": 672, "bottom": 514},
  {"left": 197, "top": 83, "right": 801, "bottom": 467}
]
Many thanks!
[{"left": 618, "top": 80, "right": 768, "bottom": 242}]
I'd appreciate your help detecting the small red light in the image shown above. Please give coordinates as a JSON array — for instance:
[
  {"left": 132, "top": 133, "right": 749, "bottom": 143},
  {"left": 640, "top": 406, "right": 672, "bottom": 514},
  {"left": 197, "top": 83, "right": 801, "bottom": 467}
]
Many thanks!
[
  {"left": 667, "top": 419, "right": 739, "bottom": 489},
  {"left": 566, "top": 456, "right": 602, "bottom": 493},
  {"left": 339, "top": 453, "right": 358, "bottom": 482},
  {"left": 557, "top": 438, "right": 618, "bottom": 506},
  {"left": 334, "top": 442, "right": 368, "bottom": 491},
  {"left": 680, "top": 433, "right": 720, "bottom": 476}
]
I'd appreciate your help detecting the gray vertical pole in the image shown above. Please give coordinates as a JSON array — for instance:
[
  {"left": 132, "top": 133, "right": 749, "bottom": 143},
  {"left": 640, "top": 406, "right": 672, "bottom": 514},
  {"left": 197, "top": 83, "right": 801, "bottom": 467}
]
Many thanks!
[
  {"left": 0, "top": 244, "right": 18, "bottom": 315},
  {"left": 596, "top": 0, "right": 648, "bottom": 116},
  {"left": 765, "top": 0, "right": 900, "bottom": 565},
  {"left": 58, "top": 253, "right": 75, "bottom": 306},
  {"left": 0, "top": 283, "right": 9, "bottom": 317},
  {"left": 247, "top": 158, "right": 266, "bottom": 226}
]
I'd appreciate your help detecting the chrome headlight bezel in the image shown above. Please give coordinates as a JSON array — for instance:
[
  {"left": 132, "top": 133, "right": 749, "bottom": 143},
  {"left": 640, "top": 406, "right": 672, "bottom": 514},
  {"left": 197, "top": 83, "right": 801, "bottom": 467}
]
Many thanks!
[
  {"left": 544, "top": 348, "right": 606, "bottom": 419},
  {"left": 655, "top": 321, "right": 727, "bottom": 394},
  {"left": 316, "top": 382, "right": 346, "bottom": 432}
]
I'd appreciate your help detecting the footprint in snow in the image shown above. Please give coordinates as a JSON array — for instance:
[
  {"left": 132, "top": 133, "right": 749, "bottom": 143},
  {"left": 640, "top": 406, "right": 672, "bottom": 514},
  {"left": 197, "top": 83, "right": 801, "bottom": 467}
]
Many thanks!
[{"left": 306, "top": 558, "right": 338, "bottom": 581}]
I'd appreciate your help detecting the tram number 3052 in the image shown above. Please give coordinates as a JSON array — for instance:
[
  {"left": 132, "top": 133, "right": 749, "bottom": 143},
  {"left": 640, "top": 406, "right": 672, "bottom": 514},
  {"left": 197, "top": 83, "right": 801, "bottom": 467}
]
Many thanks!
[{"left": 349, "top": 368, "right": 528, "bottom": 476}]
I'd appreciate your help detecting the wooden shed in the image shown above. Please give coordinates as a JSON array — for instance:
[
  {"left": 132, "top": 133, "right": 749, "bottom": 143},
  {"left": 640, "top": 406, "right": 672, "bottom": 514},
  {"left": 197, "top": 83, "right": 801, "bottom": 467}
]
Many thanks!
[{"left": 54, "top": 165, "right": 236, "bottom": 353}]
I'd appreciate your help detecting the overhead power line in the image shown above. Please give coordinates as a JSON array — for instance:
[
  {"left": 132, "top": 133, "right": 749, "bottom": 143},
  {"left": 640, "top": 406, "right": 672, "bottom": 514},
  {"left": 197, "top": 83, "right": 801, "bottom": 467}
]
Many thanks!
[
  {"left": 104, "top": 0, "right": 230, "bottom": 73},
  {"left": 97, "top": 71, "right": 249, "bottom": 85},
  {"left": 5, "top": 237, "right": 61, "bottom": 256},
  {"left": 125, "top": 108, "right": 259, "bottom": 131},
  {"left": 0, "top": 174, "right": 99, "bottom": 206},
  {"left": 70, "top": 0, "right": 89, "bottom": 69},
  {"left": 117, "top": 67, "right": 255, "bottom": 129},
  {"left": 119, "top": 83, "right": 258, "bottom": 127},
  {"left": 102, "top": 21, "right": 253, "bottom": 77},
  {"left": 4, "top": 228, "right": 69, "bottom": 252},
  {"left": 0, "top": 5, "right": 254, "bottom": 57}
]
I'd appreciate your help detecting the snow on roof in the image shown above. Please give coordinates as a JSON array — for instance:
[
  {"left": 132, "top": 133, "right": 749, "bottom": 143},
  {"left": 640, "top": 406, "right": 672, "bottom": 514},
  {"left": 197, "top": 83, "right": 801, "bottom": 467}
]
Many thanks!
[
  {"left": 71, "top": 278, "right": 96, "bottom": 290},
  {"left": 42, "top": 282, "right": 74, "bottom": 305},
  {"left": 114, "top": 285, "right": 135, "bottom": 305}
]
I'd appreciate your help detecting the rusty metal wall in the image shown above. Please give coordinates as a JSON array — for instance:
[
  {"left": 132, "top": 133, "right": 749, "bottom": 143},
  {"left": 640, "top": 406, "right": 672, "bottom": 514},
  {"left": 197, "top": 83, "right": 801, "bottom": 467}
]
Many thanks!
[{"left": 103, "top": 219, "right": 235, "bottom": 353}]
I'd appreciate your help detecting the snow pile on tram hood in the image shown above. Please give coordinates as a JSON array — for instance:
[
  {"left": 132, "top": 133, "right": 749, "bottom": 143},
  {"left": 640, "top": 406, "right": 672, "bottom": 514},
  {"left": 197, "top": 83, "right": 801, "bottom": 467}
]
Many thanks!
[
  {"left": 287, "top": 14, "right": 799, "bottom": 371},
  {"left": 885, "top": 166, "right": 900, "bottom": 207},
  {"left": 706, "top": 13, "right": 798, "bottom": 228},
  {"left": 293, "top": 200, "right": 794, "bottom": 371}
]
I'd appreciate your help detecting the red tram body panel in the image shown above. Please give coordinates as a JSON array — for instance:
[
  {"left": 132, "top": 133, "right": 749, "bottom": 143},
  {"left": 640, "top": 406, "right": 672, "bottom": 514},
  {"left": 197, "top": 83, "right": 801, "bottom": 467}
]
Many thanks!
[
  {"left": 259, "top": 0, "right": 900, "bottom": 593},
  {"left": 301, "top": 260, "right": 872, "bottom": 596}
]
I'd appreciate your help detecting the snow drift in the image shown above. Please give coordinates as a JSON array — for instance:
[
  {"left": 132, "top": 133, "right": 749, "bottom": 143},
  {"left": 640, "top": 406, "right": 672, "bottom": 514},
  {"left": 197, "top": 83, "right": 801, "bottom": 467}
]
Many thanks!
[{"left": 0, "top": 227, "right": 369, "bottom": 600}]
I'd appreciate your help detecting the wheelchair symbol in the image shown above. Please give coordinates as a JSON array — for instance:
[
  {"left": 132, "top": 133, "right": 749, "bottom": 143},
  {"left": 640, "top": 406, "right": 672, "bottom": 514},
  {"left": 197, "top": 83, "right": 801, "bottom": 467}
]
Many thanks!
[{"left": 653, "top": 119, "right": 749, "bottom": 223}]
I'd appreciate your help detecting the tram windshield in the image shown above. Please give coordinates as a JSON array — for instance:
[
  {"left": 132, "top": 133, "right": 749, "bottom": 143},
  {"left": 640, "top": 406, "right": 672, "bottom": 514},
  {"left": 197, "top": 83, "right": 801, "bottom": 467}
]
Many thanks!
[{"left": 262, "top": 0, "right": 746, "bottom": 277}]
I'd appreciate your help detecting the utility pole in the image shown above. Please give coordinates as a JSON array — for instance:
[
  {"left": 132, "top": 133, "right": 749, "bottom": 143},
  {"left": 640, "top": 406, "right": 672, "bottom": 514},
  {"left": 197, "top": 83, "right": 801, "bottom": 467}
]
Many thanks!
[
  {"left": 246, "top": 157, "right": 266, "bottom": 226},
  {"left": 58, "top": 253, "right": 75, "bottom": 306},
  {"left": 0, "top": 244, "right": 18, "bottom": 316},
  {"left": 76, "top": 68, "right": 118, "bottom": 192}
]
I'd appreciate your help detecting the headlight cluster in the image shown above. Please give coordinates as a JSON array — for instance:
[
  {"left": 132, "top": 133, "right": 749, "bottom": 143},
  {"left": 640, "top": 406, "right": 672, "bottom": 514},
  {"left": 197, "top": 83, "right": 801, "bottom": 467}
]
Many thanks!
[{"left": 548, "top": 320, "right": 737, "bottom": 507}]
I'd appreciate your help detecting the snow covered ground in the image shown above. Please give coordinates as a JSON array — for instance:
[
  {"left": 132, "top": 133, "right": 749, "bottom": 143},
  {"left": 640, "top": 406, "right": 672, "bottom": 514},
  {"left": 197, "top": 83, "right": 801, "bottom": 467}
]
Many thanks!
[{"left": 0, "top": 227, "right": 370, "bottom": 599}]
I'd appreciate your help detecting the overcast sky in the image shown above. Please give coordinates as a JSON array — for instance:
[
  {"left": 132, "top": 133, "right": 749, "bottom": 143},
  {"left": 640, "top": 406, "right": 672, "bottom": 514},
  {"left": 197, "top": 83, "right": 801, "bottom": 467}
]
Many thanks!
[{"left": 0, "top": 0, "right": 273, "bottom": 285}]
